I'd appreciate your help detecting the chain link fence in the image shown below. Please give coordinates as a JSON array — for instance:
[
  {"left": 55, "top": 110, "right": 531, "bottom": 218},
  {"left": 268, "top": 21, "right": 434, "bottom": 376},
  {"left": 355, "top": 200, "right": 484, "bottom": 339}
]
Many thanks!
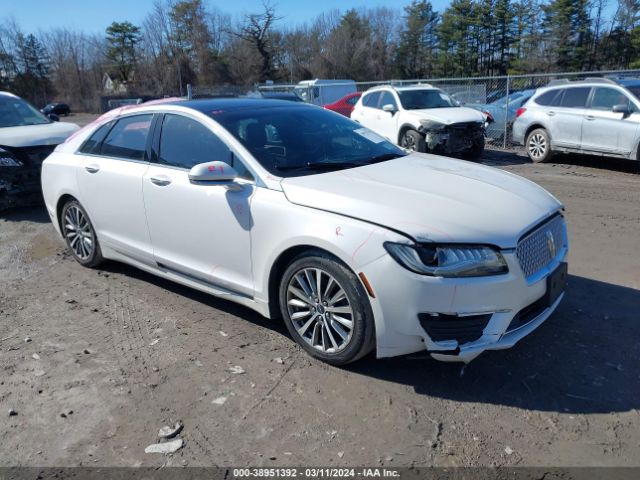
[{"left": 190, "top": 69, "right": 640, "bottom": 150}]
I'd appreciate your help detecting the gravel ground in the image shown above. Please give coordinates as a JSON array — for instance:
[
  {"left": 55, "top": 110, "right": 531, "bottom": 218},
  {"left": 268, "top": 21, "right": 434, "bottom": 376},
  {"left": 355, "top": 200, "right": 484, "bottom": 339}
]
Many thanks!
[{"left": 1, "top": 148, "right": 639, "bottom": 468}]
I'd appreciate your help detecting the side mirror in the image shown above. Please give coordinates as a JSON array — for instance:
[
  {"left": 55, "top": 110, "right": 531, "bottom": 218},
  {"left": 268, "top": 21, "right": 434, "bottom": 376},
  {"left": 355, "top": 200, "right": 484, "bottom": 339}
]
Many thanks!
[
  {"left": 48, "top": 113, "right": 60, "bottom": 122},
  {"left": 188, "top": 161, "right": 238, "bottom": 183},
  {"left": 613, "top": 104, "right": 631, "bottom": 116},
  {"left": 382, "top": 104, "right": 396, "bottom": 113}
]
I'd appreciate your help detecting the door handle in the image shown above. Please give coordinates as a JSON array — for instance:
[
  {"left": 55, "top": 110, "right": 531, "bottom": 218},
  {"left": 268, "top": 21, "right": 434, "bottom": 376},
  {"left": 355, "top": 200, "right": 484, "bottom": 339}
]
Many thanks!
[
  {"left": 585, "top": 115, "right": 595, "bottom": 121},
  {"left": 547, "top": 111, "right": 556, "bottom": 117},
  {"left": 150, "top": 175, "right": 172, "bottom": 186},
  {"left": 85, "top": 164, "right": 100, "bottom": 173}
]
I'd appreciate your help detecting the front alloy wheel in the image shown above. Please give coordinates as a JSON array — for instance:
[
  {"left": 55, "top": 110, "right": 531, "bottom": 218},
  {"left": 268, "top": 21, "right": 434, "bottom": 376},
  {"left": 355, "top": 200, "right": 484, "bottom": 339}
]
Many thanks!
[
  {"left": 400, "top": 129, "right": 426, "bottom": 153},
  {"left": 286, "top": 268, "right": 354, "bottom": 353},
  {"left": 279, "top": 250, "right": 375, "bottom": 365}
]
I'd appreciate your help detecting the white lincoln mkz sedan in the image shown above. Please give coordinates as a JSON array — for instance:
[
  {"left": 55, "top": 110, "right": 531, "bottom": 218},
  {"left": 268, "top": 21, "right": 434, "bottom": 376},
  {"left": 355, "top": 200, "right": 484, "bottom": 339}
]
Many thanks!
[{"left": 42, "top": 99, "right": 568, "bottom": 365}]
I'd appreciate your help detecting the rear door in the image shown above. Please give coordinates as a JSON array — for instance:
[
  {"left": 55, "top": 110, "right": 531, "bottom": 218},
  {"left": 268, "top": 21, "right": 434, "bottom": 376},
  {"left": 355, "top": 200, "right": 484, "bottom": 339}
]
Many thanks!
[
  {"left": 76, "top": 113, "right": 155, "bottom": 265},
  {"left": 581, "top": 87, "right": 640, "bottom": 155},
  {"left": 142, "top": 113, "right": 255, "bottom": 297},
  {"left": 547, "top": 87, "right": 591, "bottom": 148}
]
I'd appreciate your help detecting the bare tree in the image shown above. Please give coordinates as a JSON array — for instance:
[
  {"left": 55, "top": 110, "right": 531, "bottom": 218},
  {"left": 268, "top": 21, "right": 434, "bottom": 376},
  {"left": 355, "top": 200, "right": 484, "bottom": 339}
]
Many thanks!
[{"left": 232, "top": 1, "right": 282, "bottom": 82}]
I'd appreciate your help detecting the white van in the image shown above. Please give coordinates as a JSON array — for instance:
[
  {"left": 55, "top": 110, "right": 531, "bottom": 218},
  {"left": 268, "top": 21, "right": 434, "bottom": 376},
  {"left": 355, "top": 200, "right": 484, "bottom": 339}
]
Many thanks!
[{"left": 293, "top": 79, "right": 357, "bottom": 106}]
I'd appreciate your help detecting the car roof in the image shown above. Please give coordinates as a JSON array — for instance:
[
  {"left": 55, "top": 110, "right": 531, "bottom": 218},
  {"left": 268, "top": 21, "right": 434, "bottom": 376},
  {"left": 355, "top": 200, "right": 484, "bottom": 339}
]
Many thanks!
[
  {"left": 364, "top": 84, "right": 438, "bottom": 94},
  {"left": 0, "top": 91, "right": 19, "bottom": 99},
  {"left": 169, "top": 98, "right": 314, "bottom": 113}
]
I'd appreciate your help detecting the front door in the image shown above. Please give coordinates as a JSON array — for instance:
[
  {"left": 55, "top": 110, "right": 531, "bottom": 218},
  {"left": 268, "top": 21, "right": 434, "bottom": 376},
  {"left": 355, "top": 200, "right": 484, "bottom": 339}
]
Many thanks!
[
  {"left": 376, "top": 91, "right": 400, "bottom": 142},
  {"left": 581, "top": 87, "right": 640, "bottom": 155},
  {"left": 142, "top": 113, "right": 255, "bottom": 297}
]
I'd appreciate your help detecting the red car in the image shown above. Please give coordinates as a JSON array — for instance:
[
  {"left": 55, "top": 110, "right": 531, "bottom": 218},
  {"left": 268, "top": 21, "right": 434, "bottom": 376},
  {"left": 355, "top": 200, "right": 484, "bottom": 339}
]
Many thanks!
[{"left": 323, "top": 92, "right": 362, "bottom": 117}]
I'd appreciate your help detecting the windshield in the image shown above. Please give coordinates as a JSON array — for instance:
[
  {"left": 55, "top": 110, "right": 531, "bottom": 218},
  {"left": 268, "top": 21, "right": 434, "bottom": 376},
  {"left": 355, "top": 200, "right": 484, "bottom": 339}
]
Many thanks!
[
  {"left": 211, "top": 105, "right": 406, "bottom": 177},
  {"left": 625, "top": 86, "right": 640, "bottom": 101},
  {"left": 0, "top": 96, "right": 51, "bottom": 128},
  {"left": 492, "top": 91, "right": 524, "bottom": 107},
  {"left": 398, "top": 89, "right": 457, "bottom": 110}
]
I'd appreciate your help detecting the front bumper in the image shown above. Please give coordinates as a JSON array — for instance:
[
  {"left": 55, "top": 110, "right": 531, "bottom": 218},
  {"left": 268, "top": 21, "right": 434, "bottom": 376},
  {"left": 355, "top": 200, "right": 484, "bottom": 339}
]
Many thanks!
[
  {"left": 418, "top": 122, "right": 484, "bottom": 154},
  {"left": 362, "top": 249, "right": 567, "bottom": 363}
]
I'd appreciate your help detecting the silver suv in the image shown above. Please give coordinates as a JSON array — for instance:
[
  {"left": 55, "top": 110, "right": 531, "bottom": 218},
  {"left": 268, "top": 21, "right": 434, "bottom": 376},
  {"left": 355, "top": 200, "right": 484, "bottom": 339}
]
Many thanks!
[{"left": 512, "top": 78, "right": 640, "bottom": 163}]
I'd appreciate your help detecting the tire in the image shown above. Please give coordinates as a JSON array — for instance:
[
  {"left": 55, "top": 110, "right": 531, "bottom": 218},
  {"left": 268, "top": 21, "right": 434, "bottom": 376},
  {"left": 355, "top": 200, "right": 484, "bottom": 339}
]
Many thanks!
[
  {"left": 278, "top": 250, "right": 375, "bottom": 366},
  {"left": 400, "top": 129, "right": 426, "bottom": 153},
  {"left": 463, "top": 136, "right": 485, "bottom": 160},
  {"left": 526, "top": 128, "right": 553, "bottom": 163},
  {"left": 60, "top": 199, "right": 104, "bottom": 268}
]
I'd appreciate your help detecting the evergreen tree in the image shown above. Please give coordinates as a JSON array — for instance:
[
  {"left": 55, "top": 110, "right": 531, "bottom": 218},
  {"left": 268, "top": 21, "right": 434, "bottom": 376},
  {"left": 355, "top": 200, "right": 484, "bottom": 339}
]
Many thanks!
[
  {"left": 105, "top": 21, "right": 141, "bottom": 83},
  {"left": 394, "top": 0, "right": 439, "bottom": 79}
]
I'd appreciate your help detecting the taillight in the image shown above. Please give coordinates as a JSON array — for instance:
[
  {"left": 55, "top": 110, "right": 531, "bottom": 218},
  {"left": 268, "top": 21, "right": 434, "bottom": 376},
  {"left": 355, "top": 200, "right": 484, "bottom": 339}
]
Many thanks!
[
  {"left": 483, "top": 111, "right": 494, "bottom": 123},
  {"left": 516, "top": 107, "right": 527, "bottom": 118}
]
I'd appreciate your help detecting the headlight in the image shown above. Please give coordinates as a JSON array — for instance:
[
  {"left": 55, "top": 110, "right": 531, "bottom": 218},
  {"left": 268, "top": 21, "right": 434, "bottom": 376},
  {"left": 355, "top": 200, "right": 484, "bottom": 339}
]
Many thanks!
[
  {"left": 384, "top": 242, "right": 508, "bottom": 277},
  {"left": 0, "top": 148, "right": 22, "bottom": 167},
  {"left": 419, "top": 119, "right": 445, "bottom": 130}
]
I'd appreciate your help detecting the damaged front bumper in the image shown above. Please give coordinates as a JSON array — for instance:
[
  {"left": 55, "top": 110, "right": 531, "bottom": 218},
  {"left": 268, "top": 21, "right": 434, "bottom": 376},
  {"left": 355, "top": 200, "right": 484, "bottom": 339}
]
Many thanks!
[
  {"left": 418, "top": 121, "right": 484, "bottom": 154},
  {"left": 0, "top": 145, "right": 56, "bottom": 211}
]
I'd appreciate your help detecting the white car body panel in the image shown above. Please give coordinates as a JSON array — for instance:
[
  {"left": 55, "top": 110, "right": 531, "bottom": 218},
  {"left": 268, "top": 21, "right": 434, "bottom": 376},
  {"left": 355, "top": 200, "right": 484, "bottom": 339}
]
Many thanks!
[
  {"left": 41, "top": 100, "right": 568, "bottom": 363},
  {"left": 281, "top": 154, "right": 561, "bottom": 248}
]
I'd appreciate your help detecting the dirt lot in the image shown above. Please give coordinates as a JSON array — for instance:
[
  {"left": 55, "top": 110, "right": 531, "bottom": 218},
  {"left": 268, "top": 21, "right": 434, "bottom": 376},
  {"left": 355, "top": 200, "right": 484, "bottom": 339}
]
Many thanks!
[{"left": 1, "top": 148, "right": 639, "bottom": 469}]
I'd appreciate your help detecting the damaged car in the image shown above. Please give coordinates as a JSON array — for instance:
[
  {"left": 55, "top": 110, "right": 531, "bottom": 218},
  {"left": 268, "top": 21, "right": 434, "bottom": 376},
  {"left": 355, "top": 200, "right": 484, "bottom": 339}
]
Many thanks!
[
  {"left": 1, "top": 91, "right": 80, "bottom": 211},
  {"left": 351, "top": 85, "right": 486, "bottom": 159}
]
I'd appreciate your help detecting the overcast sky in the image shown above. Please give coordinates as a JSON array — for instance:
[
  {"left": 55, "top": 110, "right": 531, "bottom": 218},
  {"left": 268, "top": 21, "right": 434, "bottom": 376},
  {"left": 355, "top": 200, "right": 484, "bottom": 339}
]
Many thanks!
[{"left": 4, "top": 0, "right": 455, "bottom": 35}]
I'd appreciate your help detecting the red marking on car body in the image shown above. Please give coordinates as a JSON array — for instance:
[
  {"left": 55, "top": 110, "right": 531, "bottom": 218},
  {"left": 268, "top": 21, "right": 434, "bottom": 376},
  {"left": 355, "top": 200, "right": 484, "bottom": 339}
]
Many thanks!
[
  {"left": 335, "top": 227, "right": 344, "bottom": 236},
  {"left": 351, "top": 229, "right": 376, "bottom": 264}
]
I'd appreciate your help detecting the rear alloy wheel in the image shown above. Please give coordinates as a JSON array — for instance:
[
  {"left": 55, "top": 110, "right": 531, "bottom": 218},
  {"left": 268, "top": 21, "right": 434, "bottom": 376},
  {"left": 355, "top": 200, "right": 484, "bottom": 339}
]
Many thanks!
[
  {"left": 400, "top": 129, "right": 426, "bottom": 153},
  {"left": 526, "top": 128, "right": 553, "bottom": 163},
  {"left": 61, "top": 200, "right": 104, "bottom": 268},
  {"left": 279, "top": 251, "right": 375, "bottom": 365}
]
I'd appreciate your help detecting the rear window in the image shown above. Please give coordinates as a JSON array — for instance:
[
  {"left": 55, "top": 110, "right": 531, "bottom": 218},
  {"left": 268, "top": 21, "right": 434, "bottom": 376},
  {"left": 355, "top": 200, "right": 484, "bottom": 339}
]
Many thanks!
[
  {"left": 560, "top": 87, "right": 591, "bottom": 108},
  {"left": 362, "top": 92, "right": 381, "bottom": 107},
  {"left": 79, "top": 122, "right": 114, "bottom": 154},
  {"left": 100, "top": 114, "right": 153, "bottom": 161},
  {"left": 535, "top": 89, "right": 563, "bottom": 106}
]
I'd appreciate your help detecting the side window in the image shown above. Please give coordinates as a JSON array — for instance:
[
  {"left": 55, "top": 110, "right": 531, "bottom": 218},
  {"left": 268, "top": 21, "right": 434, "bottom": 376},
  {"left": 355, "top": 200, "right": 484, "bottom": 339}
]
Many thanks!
[
  {"left": 535, "top": 89, "right": 563, "bottom": 107},
  {"left": 362, "top": 92, "right": 381, "bottom": 108},
  {"left": 559, "top": 87, "right": 590, "bottom": 108},
  {"left": 378, "top": 91, "right": 398, "bottom": 110},
  {"left": 100, "top": 114, "right": 153, "bottom": 161},
  {"left": 591, "top": 88, "right": 635, "bottom": 111},
  {"left": 158, "top": 114, "right": 231, "bottom": 169},
  {"left": 79, "top": 121, "right": 114, "bottom": 154}
]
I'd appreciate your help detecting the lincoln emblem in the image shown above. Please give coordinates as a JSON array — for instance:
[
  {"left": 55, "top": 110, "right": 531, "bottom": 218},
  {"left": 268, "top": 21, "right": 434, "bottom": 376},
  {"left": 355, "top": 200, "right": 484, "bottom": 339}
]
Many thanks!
[{"left": 546, "top": 230, "right": 556, "bottom": 257}]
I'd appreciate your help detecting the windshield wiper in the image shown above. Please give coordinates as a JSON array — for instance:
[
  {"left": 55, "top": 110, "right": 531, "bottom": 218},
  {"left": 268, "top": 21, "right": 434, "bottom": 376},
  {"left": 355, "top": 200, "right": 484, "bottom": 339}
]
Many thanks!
[
  {"left": 367, "top": 152, "right": 406, "bottom": 163},
  {"left": 275, "top": 161, "right": 363, "bottom": 172}
]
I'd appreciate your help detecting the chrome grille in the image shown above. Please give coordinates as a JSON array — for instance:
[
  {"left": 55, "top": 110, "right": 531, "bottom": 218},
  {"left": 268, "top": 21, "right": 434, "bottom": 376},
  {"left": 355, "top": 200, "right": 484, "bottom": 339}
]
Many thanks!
[{"left": 516, "top": 215, "right": 566, "bottom": 280}]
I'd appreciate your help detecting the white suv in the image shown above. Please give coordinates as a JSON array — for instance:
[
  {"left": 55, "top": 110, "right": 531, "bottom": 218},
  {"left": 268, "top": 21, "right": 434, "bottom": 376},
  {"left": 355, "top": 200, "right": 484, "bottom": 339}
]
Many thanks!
[{"left": 351, "top": 85, "right": 486, "bottom": 159}]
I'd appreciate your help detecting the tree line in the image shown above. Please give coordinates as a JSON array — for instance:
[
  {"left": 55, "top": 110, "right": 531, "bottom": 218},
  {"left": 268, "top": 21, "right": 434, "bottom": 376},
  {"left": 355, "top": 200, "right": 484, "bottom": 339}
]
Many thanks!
[{"left": 1, "top": 0, "right": 639, "bottom": 112}]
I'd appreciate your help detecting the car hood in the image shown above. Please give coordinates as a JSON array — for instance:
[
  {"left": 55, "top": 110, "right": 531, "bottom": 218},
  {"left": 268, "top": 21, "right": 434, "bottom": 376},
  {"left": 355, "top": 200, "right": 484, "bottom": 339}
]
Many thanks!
[
  {"left": 407, "top": 107, "right": 485, "bottom": 125},
  {"left": 0, "top": 121, "right": 80, "bottom": 148},
  {"left": 280, "top": 154, "right": 562, "bottom": 248}
]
